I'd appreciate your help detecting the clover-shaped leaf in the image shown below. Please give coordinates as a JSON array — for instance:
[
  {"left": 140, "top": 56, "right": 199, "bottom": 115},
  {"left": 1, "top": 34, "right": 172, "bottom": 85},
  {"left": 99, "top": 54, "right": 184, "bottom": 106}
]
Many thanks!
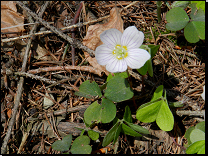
[
  {"left": 70, "top": 135, "right": 92, "bottom": 154},
  {"left": 84, "top": 98, "right": 116, "bottom": 125},
  {"left": 104, "top": 76, "right": 133, "bottom": 102},
  {"left": 186, "top": 140, "right": 205, "bottom": 154},
  {"left": 75, "top": 80, "right": 102, "bottom": 99},
  {"left": 51, "top": 134, "right": 72, "bottom": 151},
  {"left": 88, "top": 130, "right": 99, "bottom": 141},
  {"left": 184, "top": 20, "right": 205, "bottom": 44},
  {"left": 166, "top": 7, "right": 189, "bottom": 31},
  {"left": 184, "top": 121, "right": 205, "bottom": 154},
  {"left": 136, "top": 85, "right": 174, "bottom": 131},
  {"left": 184, "top": 121, "right": 205, "bottom": 145}
]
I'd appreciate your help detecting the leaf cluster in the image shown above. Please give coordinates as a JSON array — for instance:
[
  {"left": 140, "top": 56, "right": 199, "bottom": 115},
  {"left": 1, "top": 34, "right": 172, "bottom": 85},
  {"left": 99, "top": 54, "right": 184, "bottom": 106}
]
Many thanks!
[
  {"left": 184, "top": 121, "right": 205, "bottom": 154},
  {"left": 166, "top": 1, "right": 205, "bottom": 43}
]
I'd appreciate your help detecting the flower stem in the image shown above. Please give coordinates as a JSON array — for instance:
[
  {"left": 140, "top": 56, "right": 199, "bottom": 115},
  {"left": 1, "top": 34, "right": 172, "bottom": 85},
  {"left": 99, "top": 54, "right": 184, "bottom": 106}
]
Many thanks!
[{"left": 157, "top": 1, "right": 162, "bottom": 23}]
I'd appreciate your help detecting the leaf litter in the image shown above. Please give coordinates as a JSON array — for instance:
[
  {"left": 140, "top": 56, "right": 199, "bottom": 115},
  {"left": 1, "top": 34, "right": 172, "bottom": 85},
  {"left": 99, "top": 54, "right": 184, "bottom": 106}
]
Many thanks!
[{"left": 1, "top": 1, "right": 205, "bottom": 154}]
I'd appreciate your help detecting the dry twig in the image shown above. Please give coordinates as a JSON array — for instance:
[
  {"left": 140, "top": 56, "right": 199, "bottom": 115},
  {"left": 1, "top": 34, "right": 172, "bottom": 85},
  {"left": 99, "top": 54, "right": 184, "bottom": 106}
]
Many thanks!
[
  {"left": 16, "top": 1, "right": 95, "bottom": 57},
  {"left": 1, "top": 1, "right": 50, "bottom": 154}
]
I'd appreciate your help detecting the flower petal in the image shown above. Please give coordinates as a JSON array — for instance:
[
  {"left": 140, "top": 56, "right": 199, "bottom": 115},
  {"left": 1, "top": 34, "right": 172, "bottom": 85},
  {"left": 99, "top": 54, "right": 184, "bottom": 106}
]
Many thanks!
[
  {"left": 106, "top": 59, "right": 127, "bottom": 73},
  {"left": 95, "top": 44, "right": 114, "bottom": 65},
  {"left": 121, "top": 26, "right": 144, "bottom": 49},
  {"left": 100, "top": 28, "right": 122, "bottom": 49},
  {"left": 201, "top": 85, "right": 205, "bottom": 100},
  {"left": 124, "top": 48, "right": 150, "bottom": 69}
]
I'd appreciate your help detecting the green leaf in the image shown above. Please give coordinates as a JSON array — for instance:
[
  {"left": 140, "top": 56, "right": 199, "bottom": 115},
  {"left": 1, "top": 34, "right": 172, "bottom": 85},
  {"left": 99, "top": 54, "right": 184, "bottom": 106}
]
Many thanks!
[
  {"left": 197, "top": 144, "right": 205, "bottom": 154},
  {"left": 121, "top": 123, "right": 142, "bottom": 137},
  {"left": 137, "top": 61, "right": 148, "bottom": 75},
  {"left": 84, "top": 101, "right": 101, "bottom": 125},
  {"left": 147, "top": 59, "right": 153, "bottom": 77},
  {"left": 124, "top": 121, "right": 149, "bottom": 134},
  {"left": 100, "top": 98, "right": 117, "bottom": 123},
  {"left": 186, "top": 140, "right": 205, "bottom": 154},
  {"left": 88, "top": 130, "right": 99, "bottom": 141},
  {"left": 115, "top": 72, "right": 129, "bottom": 79},
  {"left": 148, "top": 45, "right": 160, "bottom": 59},
  {"left": 137, "top": 45, "right": 151, "bottom": 76},
  {"left": 151, "top": 85, "right": 163, "bottom": 102},
  {"left": 51, "top": 134, "right": 72, "bottom": 151},
  {"left": 191, "top": 1, "right": 205, "bottom": 12},
  {"left": 138, "top": 45, "right": 159, "bottom": 77},
  {"left": 136, "top": 100, "right": 162, "bottom": 123},
  {"left": 106, "top": 73, "right": 113, "bottom": 82},
  {"left": 70, "top": 135, "right": 92, "bottom": 154},
  {"left": 184, "top": 121, "right": 205, "bottom": 146},
  {"left": 137, "top": 45, "right": 158, "bottom": 77},
  {"left": 80, "top": 129, "right": 85, "bottom": 136},
  {"left": 195, "top": 121, "right": 205, "bottom": 133},
  {"left": 102, "top": 121, "right": 120, "bottom": 147},
  {"left": 107, "top": 72, "right": 129, "bottom": 82},
  {"left": 113, "top": 124, "right": 122, "bottom": 144},
  {"left": 184, "top": 21, "right": 205, "bottom": 43},
  {"left": 189, "top": 3, "right": 205, "bottom": 21},
  {"left": 156, "top": 100, "right": 174, "bottom": 131},
  {"left": 190, "top": 129, "right": 205, "bottom": 143},
  {"left": 75, "top": 80, "right": 102, "bottom": 98},
  {"left": 104, "top": 76, "right": 133, "bottom": 102},
  {"left": 136, "top": 85, "right": 174, "bottom": 131},
  {"left": 171, "top": 1, "right": 190, "bottom": 9},
  {"left": 84, "top": 99, "right": 116, "bottom": 125},
  {"left": 123, "top": 105, "right": 133, "bottom": 123},
  {"left": 166, "top": 7, "right": 189, "bottom": 31},
  {"left": 184, "top": 126, "right": 195, "bottom": 145}
]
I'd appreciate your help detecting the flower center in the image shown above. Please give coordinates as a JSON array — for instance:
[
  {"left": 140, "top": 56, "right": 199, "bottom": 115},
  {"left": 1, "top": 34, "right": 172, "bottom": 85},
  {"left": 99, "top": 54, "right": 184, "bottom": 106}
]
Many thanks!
[{"left": 112, "top": 44, "right": 128, "bottom": 60}]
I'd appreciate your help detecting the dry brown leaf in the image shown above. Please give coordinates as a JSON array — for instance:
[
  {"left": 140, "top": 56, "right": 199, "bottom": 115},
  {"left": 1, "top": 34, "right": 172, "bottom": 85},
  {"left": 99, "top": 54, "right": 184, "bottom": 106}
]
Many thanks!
[
  {"left": 82, "top": 7, "right": 123, "bottom": 76},
  {"left": 32, "top": 42, "right": 52, "bottom": 61},
  {"left": 84, "top": 52, "right": 109, "bottom": 76},
  {"left": 1, "top": 1, "right": 24, "bottom": 37},
  {"left": 82, "top": 7, "right": 124, "bottom": 51}
]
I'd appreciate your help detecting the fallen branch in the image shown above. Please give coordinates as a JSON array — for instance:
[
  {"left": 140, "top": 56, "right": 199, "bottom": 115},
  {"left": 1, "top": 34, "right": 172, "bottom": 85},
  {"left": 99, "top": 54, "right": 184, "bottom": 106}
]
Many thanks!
[
  {"left": 1, "top": 1, "right": 50, "bottom": 154},
  {"left": 16, "top": 1, "right": 95, "bottom": 57},
  {"left": 27, "top": 65, "right": 104, "bottom": 76}
]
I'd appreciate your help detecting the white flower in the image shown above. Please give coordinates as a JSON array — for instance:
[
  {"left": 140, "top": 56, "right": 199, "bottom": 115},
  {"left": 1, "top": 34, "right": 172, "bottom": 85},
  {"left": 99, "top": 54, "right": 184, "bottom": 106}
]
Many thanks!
[
  {"left": 201, "top": 85, "right": 205, "bottom": 101},
  {"left": 95, "top": 26, "right": 151, "bottom": 73}
]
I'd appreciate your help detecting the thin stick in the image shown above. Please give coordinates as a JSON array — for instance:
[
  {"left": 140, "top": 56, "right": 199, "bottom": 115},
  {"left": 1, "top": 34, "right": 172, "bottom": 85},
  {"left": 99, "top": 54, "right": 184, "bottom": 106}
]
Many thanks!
[
  {"left": 176, "top": 110, "right": 205, "bottom": 117},
  {"left": 14, "top": 72, "right": 73, "bottom": 90},
  {"left": 1, "top": 1, "right": 50, "bottom": 154},
  {"left": 2, "top": 1, "right": 138, "bottom": 44},
  {"left": 121, "top": 1, "right": 139, "bottom": 12},
  {"left": 27, "top": 65, "right": 103, "bottom": 76},
  {"left": 1, "top": 17, "right": 109, "bottom": 43},
  {"left": 16, "top": 1, "right": 95, "bottom": 57}
]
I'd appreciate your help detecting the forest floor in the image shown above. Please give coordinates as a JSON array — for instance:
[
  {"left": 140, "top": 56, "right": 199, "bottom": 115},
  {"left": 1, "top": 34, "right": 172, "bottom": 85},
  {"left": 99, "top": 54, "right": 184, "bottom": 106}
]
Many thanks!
[{"left": 1, "top": 1, "right": 205, "bottom": 154}]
